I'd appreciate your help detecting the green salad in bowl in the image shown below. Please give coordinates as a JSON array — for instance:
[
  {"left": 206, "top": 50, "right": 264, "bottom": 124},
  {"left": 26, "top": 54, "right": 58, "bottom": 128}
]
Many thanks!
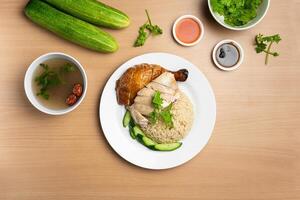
[{"left": 208, "top": 0, "right": 270, "bottom": 30}]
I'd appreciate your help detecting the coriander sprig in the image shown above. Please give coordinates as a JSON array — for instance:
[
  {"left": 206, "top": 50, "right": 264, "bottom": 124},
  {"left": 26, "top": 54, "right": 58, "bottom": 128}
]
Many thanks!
[
  {"left": 134, "top": 9, "right": 163, "bottom": 47},
  {"left": 211, "top": 0, "right": 263, "bottom": 26},
  {"left": 148, "top": 91, "right": 174, "bottom": 128},
  {"left": 35, "top": 63, "right": 76, "bottom": 100},
  {"left": 255, "top": 34, "right": 281, "bottom": 65},
  {"left": 35, "top": 63, "right": 61, "bottom": 100}
]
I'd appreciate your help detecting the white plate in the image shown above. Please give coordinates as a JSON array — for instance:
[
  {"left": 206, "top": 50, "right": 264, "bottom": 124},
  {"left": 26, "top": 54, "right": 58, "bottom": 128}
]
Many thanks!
[{"left": 99, "top": 53, "right": 216, "bottom": 170}]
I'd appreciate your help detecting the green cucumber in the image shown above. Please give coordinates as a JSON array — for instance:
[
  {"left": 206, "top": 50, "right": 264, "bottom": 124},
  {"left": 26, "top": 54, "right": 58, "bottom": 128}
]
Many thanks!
[
  {"left": 154, "top": 142, "right": 182, "bottom": 151},
  {"left": 43, "top": 0, "right": 130, "bottom": 29},
  {"left": 122, "top": 110, "right": 131, "bottom": 127},
  {"left": 141, "top": 136, "right": 156, "bottom": 147},
  {"left": 135, "top": 134, "right": 156, "bottom": 149},
  {"left": 128, "top": 125, "right": 182, "bottom": 151},
  {"left": 132, "top": 126, "right": 144, "bottom": 137},
  {"left": 25, "top": 0, "right": 118, "bottom": 53},
  {"left": 138, "top": 134, "right": 181, "bottom": 151},
  {"left": 129, "top": 128, "right": 136, "bottom": 139},
  {"left": 128, "top": 117, "right": 136, "bottom": 139}
]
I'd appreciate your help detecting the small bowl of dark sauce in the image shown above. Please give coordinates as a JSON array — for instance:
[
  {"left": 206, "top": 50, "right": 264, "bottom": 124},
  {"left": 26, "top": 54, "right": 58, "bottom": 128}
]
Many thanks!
[{"left": 212, "top": 39, "right": 244, "bottom": 71}]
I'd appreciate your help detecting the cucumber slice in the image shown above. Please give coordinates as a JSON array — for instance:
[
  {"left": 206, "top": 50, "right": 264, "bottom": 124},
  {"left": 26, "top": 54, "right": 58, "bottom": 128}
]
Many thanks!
[
  {"left": 128, "top": 124, "right": 136, "bottom": 139},
  {"left": 129, "top": 129, "right": 136, "bottom": 139},
  {"left": 133, "top": 126, "right": 144, "bottom": 137},
  {"left": 136, "top": 135, "right": 156, "bottom": 149},
  {"left": 154, "top": 142, "right": 182, "bottom": 151},
  {"left": 122, "top": 110, "right": 131, "bottom": 127},
  {"left": 130, "top": 125, "right": 182, "bottom": 151},
  {"left": 142, "top": 136, "right": 156, "bottom": 147}
]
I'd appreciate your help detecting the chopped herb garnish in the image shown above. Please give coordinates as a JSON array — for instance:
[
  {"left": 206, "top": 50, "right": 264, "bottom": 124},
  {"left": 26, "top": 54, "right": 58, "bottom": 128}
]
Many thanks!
[
  {"left": 60, "top": 63, "right": 75, "bottom": 73},
  {"left": 149, "top": 110, "right": 159, "bottom": 124},
  {"left": 148, "top": 91, "right": 174, "bottom": 128},
  {"left": 211, "top": 0, "right": 263, "bottom": 26},
  {"left": 35, "top": 63, "right": 61, "bottom": 100},
  {"left": 134, "top": 9, "right": 163, "bottom": 47},
  {"left": 35, "top": 63, "right": 76, "bottom": 100},
  {"left": 255, "top": 34, "right": 281, "bottom": 65},
  {"left": 152, "top": 91, "right": 163, "bottom": 109},
  {"left": 160, "top": 103, "right": 174, "bottom": 128}
]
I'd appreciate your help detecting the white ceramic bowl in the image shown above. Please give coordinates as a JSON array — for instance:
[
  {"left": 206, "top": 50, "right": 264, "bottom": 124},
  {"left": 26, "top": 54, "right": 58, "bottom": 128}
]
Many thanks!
[
  {"left": 24, "top": 52, "right": 88, "bottom": 115},
  {"left": 212, "top": 39, "right": 244, "bottom": 71},
  {"left": 208, "top": 0, "right": 270, "bottom": 31},
  {"left": 172, "top": 15, "right": 205, "bottom": 46}
]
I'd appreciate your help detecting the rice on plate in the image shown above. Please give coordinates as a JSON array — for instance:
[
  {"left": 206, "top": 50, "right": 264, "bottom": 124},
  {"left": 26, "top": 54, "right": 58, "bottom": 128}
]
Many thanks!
[{"left": 142, "top": 91, "right": 194, "bottom": 143}]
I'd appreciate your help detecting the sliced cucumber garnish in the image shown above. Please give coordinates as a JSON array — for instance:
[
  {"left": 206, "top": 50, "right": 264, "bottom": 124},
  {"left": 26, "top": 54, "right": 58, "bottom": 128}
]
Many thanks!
[
  {"left": 133, "top": 126, "right": 144, "bottom": 137},
  {"left": 142, "top": 136, "right": 156, "bottom": 147},
  {"left": 122, "top": 110, "right": 131, "bottom": 127},
  {"left": 123, "top": 117, "right": 182, "bottom": 151},
  {"left": 154, "top": 142, "right": 182, "bottom": 151},
  {"left": 129, "top": 127, "right": 136, "bottom": 139},
  {"left": 128, "top": 117, "right": 136, "bottom": 139},
  {"left": 136, "top": 134, "right": 156, "bottom": 149}
]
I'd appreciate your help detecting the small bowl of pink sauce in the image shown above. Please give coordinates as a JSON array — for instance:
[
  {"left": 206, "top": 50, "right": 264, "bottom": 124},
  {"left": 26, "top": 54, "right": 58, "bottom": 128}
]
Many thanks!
[{"left": 172, "top": 15, "right": 204, "bottom": 47}]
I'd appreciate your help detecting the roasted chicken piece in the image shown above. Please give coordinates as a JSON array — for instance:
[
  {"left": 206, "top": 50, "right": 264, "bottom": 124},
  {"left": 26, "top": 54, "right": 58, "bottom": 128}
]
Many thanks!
[{"left": 116, "top": 63, "right": 188, "bottom": 105}]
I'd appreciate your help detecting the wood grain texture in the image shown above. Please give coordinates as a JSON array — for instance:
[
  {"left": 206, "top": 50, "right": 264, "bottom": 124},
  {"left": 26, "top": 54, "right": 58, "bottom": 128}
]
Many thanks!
[{"left": 0, "top": 0, "right": 299, "bottom": 199}]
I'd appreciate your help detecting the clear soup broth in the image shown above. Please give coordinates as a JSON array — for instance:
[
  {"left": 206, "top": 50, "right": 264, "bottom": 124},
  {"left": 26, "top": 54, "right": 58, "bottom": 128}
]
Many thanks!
[{"left": 32, "top": 59, "right": 83, "bottom": 110}]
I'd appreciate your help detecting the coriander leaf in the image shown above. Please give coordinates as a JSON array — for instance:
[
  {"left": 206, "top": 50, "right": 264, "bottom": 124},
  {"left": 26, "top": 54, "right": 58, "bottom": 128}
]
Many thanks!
[
  {"left": 152, "top": 91, "right": 163, "bottom": 109},
  {"left": 134, "top": 9, "right": 163, "bottom": 47},
  {"left": 145, "top": 9, "right": 163, "bottom": 36},
  {"left": 255, "top": 42, "right": 266, "bottom": 53},
  {"left": 149, "top": 91, "right": 163, "bottom": 124},
  {"left": 147, "top": 91, "right": 174, "bottom": 128},
  {"left": 61, "top": 63, "right": 75, "bottom": 73},
  {"left": 37, "top": 90, "right": 49, "bottom": 100},
  {"left": 211, "top": 0, "right": 263, "bottom": 26},
  {"left": 271, "top": 34, "right": 282, "bottom": 43},
  {"left": 40, "top": 63, "right": 48, "bottom": 70},
  {"left": 35, "top": 63, "right": 62, "bottom": 100},
  {"left": 160, "top": 103, "right": 173, "bottom": 128},
  {"left": 134, "top": 24, "right": 148, "bottom": 47},
  {"left": 152, "top": 25, "right": 163, "bottom": 35},
  {"left": 254, "top": 33, "right": 281, "bottom": 65},
  {"left": 145, "top": 24, "right": 163, "bottom": 36},
  {"left": 149, "top": 110, "right": 159, "bottom": 124}
]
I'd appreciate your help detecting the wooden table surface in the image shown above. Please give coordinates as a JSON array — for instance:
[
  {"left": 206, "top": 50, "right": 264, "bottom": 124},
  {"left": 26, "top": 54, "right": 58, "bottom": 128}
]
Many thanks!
[{"left": 1, "top": 0, "right": 300, "bottom": 199}]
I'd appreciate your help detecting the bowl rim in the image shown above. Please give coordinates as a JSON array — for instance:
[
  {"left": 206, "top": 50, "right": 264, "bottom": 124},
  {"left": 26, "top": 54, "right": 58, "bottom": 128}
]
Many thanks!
[
  {"left": 24, "top": 52, "right": 88, "bottom": 115},
  {"left": 212, "top": 39, "right": 244, "bottom": 71},
  {"left": 207, "top": 0, "right": 270, "bottom": 31},
  {"left": 172, "top": 14, "right": 205, "bottom": 46}
]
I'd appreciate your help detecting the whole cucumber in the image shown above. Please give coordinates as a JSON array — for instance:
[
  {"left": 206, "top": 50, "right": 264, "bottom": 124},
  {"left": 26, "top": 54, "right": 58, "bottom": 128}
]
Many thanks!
[
  {"left": 25, "top": 0, "right": 118, "bottom": 53},
  {"left": 43, "top": 0, "right": 130, "bottom": 29}
]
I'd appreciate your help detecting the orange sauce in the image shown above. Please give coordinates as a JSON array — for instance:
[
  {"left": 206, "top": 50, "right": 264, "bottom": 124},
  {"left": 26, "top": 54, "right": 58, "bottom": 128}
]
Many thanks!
[{"left": 176, "top": 18, "right": 201, "bottom": 44}]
